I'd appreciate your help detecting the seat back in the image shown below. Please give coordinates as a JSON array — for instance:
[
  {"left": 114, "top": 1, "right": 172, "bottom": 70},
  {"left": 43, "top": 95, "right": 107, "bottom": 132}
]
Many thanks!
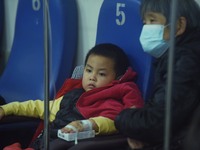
[
  {"left": 96, "top": 0, "right": 154, "bottom": 101},
  {"left": 0, "top": 0, "right": 78, "bottom": 103}
]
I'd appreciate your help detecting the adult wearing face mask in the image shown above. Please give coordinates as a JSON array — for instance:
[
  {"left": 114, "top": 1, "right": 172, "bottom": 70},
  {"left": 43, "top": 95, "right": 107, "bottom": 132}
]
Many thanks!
[{"left": 114, "top": 0, "right": 200, "bottom": 149}]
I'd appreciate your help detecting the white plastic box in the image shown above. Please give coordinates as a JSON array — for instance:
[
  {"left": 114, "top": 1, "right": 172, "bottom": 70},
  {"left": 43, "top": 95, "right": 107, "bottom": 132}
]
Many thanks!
[{"left": 57, "top": 129, "right": 95, "bottom": 141}]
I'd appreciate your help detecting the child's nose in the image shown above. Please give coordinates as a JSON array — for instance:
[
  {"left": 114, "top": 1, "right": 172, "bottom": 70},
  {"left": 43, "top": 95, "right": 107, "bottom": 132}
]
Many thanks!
[{"left": 89, "top": 73, "right": 96, "bottom": 81}]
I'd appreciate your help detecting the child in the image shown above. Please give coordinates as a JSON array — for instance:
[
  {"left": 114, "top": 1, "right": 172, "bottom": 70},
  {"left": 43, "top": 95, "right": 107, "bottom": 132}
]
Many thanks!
[
  {"left": 0, "top": 43, "right": 144, "bottom": 150},
  {"left": 114, "top": 0, "right": 200, "bottom": 149}
]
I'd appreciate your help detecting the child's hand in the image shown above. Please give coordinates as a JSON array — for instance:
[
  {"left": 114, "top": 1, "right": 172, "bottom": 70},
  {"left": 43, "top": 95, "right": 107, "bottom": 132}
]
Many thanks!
[
  {"left": 61, "top": 119, "right": 93, "bottom": 133},
  {"left": 0, "top": 107, "right": 5, "bottom": 120},
  {"left": 61, "top": 120, "right": 84, "bottom": 133}
]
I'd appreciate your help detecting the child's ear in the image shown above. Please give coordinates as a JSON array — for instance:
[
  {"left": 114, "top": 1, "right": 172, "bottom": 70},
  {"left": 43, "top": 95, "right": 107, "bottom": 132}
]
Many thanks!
[{"left": 176, "top": 17, "right": 187, "bottom": 36}]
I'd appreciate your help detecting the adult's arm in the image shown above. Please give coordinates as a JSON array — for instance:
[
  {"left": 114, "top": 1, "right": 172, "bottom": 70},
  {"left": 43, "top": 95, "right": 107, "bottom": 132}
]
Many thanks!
[{"left": 115, "top": 49, "right": 200, "bottom": 143}]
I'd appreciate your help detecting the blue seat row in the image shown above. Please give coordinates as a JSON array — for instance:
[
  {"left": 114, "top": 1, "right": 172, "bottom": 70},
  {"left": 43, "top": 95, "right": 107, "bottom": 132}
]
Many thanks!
[
  {"left": 0, "top": 0, "right": 78, "bottom": 149},
  {"left": 0, "top": 0, "right": 154, "bottom": 149}
]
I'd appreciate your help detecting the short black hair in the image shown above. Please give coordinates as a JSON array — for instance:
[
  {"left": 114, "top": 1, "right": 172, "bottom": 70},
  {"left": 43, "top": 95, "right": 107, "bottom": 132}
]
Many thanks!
[
  {"left": 140, "top": 0, "right": 200, "bottom": 29},
  {"left": 84, "top": 43, "right": 130, "bottom": 78}
]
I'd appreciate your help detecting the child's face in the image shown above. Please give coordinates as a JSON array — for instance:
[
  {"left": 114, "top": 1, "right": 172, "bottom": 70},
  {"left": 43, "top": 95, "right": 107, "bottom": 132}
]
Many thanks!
[
  {"left": 142, "top": 11, "right": 170, "bottom": 40},
  {"left": 82, "top": 54, "right": 116, "bottom": 92}
]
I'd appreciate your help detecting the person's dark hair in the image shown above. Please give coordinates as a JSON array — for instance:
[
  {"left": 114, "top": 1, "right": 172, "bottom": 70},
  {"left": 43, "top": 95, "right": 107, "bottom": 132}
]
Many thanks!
[
  {"left": 140, "top": 0, "right": 200, "bottom": 29},
  {"left": 84, "top": 43, "right": 130, "bottom": 79}
]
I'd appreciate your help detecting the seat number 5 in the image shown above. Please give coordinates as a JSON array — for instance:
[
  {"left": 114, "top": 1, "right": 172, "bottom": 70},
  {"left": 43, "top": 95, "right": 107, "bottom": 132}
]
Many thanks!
[{"left": 116, "top": 3, "right": 126, "bottom": 26}]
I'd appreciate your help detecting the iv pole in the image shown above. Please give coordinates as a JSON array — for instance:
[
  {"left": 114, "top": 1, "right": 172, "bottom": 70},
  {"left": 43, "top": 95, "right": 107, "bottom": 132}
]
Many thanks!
[
  {"left": 164, "top": 0, "right": 178, "bottom": 149},
  {"left": 43, "top": 0, "right": 50, "bottom": 149}
]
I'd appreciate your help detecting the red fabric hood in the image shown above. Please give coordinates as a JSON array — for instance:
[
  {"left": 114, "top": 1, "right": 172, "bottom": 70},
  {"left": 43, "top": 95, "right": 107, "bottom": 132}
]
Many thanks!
[{"left": 76, "top": 67, "right": 143, "bottom": 120}]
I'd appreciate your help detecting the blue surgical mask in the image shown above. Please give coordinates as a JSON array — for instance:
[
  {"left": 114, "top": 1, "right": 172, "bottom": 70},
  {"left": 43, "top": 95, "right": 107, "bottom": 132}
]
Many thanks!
[{"left": 139, "top": 24, "right": 169, "bottom": 58}]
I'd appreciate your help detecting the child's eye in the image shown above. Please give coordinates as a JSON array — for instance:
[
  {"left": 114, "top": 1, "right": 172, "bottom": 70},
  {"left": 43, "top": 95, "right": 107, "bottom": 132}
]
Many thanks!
[
  {"left": 86, "top": 68, "right": 92, "bottom": 73},
  {"left": 99, "top": 73, "right": 106, "bottom": 76}
]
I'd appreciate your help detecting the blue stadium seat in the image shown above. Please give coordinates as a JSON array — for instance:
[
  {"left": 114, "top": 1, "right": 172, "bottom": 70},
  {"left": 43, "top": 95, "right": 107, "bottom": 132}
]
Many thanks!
[
  {"left": 70, "top": 0, "right": 154, "bottom": 149},
  {"left": 96, "top": 0, "right": 154, "bottom": 101},
  {"left": 0, "top": 0, "right": 78, "bottom": 103},
  {"left": 0, "top": 0, "right": 78, "bottom": 149}
]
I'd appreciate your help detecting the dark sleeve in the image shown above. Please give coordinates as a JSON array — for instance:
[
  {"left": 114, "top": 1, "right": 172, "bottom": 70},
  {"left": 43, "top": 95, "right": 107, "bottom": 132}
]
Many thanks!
[
  {"left": 115, "top": 103, "right": 165, "bottom": 143},
  {"left": 115, "top": 50, "right": 200, "bottom": 143}
]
